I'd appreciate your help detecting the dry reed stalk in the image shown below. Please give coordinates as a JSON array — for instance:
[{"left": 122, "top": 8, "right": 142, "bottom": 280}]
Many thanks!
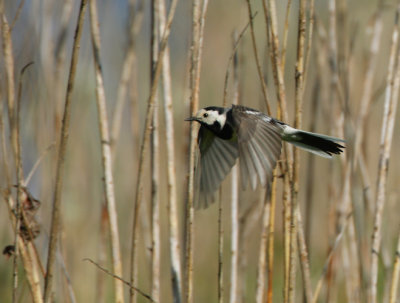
[
  {"left": 230, "top": 48, "right": 241, "bottom": 302},
  {"left": 255, "top": 189, "right": 271, "bottom": 303},
  {"left": 304, "top": 79, "right": 319, "bottom": 249},
  {"left": 245, "top": 0, "right": 271, "bottom": 114},
  {"left": 124, "top": 5, "right": 144, "bottom": 260},
  {"left": 302, "top": 0, "right": 315, "bottom": 96},
  {"left": 4, "top": 5, "right": 45, "bottom": 303},
  {"left": 229, "top": 30, "right": 241, "bottom": 303},
  {"left": 238, "top": 196, "right": 266, "bottom": 302},
  {"left": 352, "top": 10, "right": 383, "bottom": 169},
  {"left": 150, "top": 1, "right": 161, "bottom": 301},
  {"left": 293, "top": 0, "right": 307, "bottom": 227},
  {"left": 263, "top": 2, "right": 314, "bottom": 302},
  {"left": 229, "top": 165, "right": 239, "bottom": 303},
  {"left": 85, "top": 258, "right": 155, "bottom": 302},
  {"left": 96, "top": 205, "right": 108, "bottom": 303},
  {"left": 24, "top": 142, "right": 55, "bottom": 186},
  {"left": 288, "top": 0, "right": 307, "bottom": 302},
  {"left": 265, "top": 175, "right": 277, "bottom": 303},
  {"left": 12, "top": 61, "right": 34, "bottom": 303},
  {"left": 124, "top": 5, "right": 144, "bottom": 288},
  {"left": 43, "top": 0, "right": 88, "bottom": 301},
  {"left": 129, "top": 1, "right": 178, "bottom": 302},
  {"left": 336, "top": 0, "right": 350, "bottom": 83},
  {"left": 347, "top": 218, "right": 362, "bottom": 302},
  {"left": 296, "top": 209, "right": 312, "bottom": 302},
  {"left": 282, "top": 142, "right": 293, "bottom": 290},
  {"left": 0, "top": 45, "right": 43, "bottom": 303},
  {"left": 281, "top": 0, "right": 292, "bottom": 72},
  {"left": 150, "top": 97, "right": 161, "bottom": 302},
  {"left": 326, "top": 1, "right": 344, "bottom": 300},
  {"left": 0, "top": 2, "right": 17, "bottom": 158},
  {"left": 262, "top": 0, "right": 292, "bottom": 194},
  {"left": 297, "top": 3, "right": 315, "bottom": 301},
  {"left": 219, "top": 28, "right": 248, "bottom": 303},
  {"left": 218, "top": 194, "right": 224, "bottom": 303},
  {"left": 54, "top": 0, "right": 73, "bottom": 63},
  {"left": 185, "top": 1, "right": 208, "bottom": 302},
  {"left": 328, "top": 0, "right": 338, "bottom": 96},
  {"left": 335, "top": 162, "right": 354, "bottom": 300},
  {"left": 0, "top": 7, "right": 23, "bottom": 298},
  {"left": 382, "top": 249, "right": 393, "bottom": 303},
  {"left": 262, "top": 0, "right": 288, "bottom": 119},
  {"left": 0, "top": 98, "right": 11, "bottom": 187},
  {"left": 26, "top": 242, "right": 44, "bottom": 302},
  {"left": 157, "top": 0, "right": 183, "bottom": 300},
  {"left": 127, "top": 2, "right": 144, "bottom": 168},
  {"left": 246, "top": 10, "right": 278, "bottom": 296},
  {"left": 19, "top": 238, "right": 42, "bottom": 302},
  {"left": 0, "top": 64, "right": 42, "bottom": 302},
  {"left": 56, "top": 246, "right": 77, "bottom": 303},
  {"left": 9, "top": 0, "right": 25, "bottom": 30},
  {"left": 222, "top": 24, "right": 251, "bottom": 107},
  {"left": 358, "top": 153, "right": 373, "bottom": 214},
  {"left": 89, "top": 1, "right": 124, "bottom": 301},
  {"left": 3, "top": 194, "right": 43, "bottom": 302},
  {"left": 369, "top": 6, "right": 400, "bottom": 302},
  {"left": 51, "top": 0, "right": 73, "bottom": 140},
  {"left": 341, "top": 239, "right": 353, "bottom": 302},
  {"left": 282, "top": 179, "right": 292, "bottom": 303},
  {"left": 389, "top": 229, "right": 400, "bottom": 303},
  {"left": 0, "top": 15, "right": 20, "bottom": 297},
  {"left": 110, "top": 48, "right": 134, "bottom": 153},
  {"left": 262, "top": 1, "right": 293, "bottom": 301},
  {"left": 311, "top": 213, "right": 351, "bottom": 303},
  {"left": 328, "top": 1, "right": 379, "bottom": 300},
  {"left": 110, "top": 0, "right": 144, "bottom": 154}
]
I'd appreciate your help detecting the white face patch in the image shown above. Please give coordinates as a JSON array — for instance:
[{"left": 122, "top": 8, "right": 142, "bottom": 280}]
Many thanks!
[{"left": 195, "top": 109, "right": 226, "bottom": 128}]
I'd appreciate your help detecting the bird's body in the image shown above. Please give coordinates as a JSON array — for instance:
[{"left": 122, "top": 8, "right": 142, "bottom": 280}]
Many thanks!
[{"left": 186, "top": 105, "right": 344, "bottom": 208}]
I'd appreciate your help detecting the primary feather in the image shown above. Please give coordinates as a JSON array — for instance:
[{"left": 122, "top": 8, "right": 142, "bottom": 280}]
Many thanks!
[{"left": 195, "top": 127, "right": 238, "bottom": 208}]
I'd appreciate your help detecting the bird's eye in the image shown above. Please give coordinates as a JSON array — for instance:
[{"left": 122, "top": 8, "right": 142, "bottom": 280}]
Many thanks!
[{"left": 203, "top": 113, "right": 208, "bottom": 118}]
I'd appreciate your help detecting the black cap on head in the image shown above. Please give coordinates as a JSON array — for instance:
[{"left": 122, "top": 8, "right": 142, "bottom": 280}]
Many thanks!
[{"left": 204, "top": 106, "right": 225, "bottom": 114}]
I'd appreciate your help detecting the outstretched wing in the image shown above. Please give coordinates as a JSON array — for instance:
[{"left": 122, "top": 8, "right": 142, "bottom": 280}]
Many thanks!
[
  {"left": 195, "top": 126, "right": 239, "bottom": 208},
  {"left": 231, "top": 105, "right": 283, "bottom": 190}
]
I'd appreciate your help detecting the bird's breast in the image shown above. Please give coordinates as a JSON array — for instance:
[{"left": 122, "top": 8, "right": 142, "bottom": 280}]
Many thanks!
[{"left": 215, "top": 123, "right": 235, "bottom": 140}]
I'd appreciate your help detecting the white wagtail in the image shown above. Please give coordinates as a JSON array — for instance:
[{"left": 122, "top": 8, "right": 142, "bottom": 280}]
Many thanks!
[{"left": 186, "top": 105, "right": 345, "bottom": 208}]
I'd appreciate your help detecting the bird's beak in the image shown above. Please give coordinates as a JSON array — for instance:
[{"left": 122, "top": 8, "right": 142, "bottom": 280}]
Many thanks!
[{"left": 185, "top": 116, "right": 197, "bottom": 122}]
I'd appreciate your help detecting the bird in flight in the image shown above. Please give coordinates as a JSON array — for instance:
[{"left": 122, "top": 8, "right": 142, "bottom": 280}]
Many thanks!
[{"left": 186, "top": 105, "right": 345, "bottom": 208}]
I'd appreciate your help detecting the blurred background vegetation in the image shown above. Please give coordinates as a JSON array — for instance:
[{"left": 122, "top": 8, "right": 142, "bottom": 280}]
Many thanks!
[{"left": 1, "top": 0, "right": 400, "bottom": 302}]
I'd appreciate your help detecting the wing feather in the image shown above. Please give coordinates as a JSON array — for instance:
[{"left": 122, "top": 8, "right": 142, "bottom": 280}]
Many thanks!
[
  {"left": 232, "top": 105, "right": 283, "bottom": 189},
  {"left": 259, "top": 125, "right": 282, "bottom": 158},
  {"left": 247, "top": 140, "right": 267, "bottom": 186},
  {"left": 213, "top": 138, "right": 236, "bottom": 172},
  {"left": 249, "top": 136, "right": 271, "bottom": 183},
  {"left": 255, "top": 135, "right": 276, "bottom": 171},
  {"left": 195, "top": 126, "right": 239, "bottom": 208},
  {"left": 238, "top": 142, "right": 258, "bottom": 189}
]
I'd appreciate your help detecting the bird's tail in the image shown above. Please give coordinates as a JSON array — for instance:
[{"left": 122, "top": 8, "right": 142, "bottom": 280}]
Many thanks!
[{"left": 283, "top": 127, "right": 345, "bottom": 158}]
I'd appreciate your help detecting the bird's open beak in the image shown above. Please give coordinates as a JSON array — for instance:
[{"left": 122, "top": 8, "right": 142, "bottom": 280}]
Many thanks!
[{"left": 185, "top": 117, "right": 197, "bottom": 122}]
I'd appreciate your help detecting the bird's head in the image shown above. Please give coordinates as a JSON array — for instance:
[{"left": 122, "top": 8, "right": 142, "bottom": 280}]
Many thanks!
[{"left": 185, "top": 107, "right": 226, "bottom": 129}]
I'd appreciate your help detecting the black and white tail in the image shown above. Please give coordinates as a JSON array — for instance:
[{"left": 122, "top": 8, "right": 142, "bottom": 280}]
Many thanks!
[{"left": 283, "top": 127, "right": 345, "bottom": 158}]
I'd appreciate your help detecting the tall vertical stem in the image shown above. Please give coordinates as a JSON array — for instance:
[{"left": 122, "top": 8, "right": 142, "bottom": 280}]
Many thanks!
[
  {"left": 89, "top": 0, "right": 125, "bottom": 301},
  {"left": 129, "top": 1, "right": 179, "bottom": 302},
  {"left": 185, "top": 1, "right": 208, "bottom": 302},
  {"left": 43, "top": 1, "right": 88, "bottom": 301}
]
